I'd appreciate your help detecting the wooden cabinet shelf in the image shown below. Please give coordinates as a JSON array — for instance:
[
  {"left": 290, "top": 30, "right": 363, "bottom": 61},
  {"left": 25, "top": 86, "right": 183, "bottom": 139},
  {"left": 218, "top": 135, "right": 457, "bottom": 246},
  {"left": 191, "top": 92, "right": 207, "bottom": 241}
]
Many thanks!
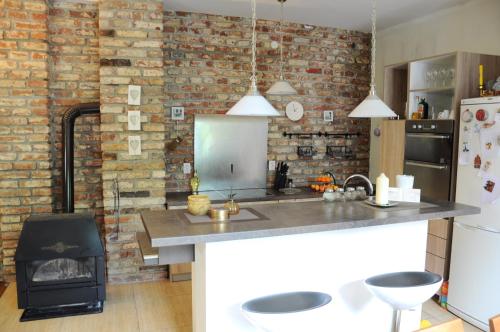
[{"left": 409, "top": 87, "right": 455, "bottom": 94}]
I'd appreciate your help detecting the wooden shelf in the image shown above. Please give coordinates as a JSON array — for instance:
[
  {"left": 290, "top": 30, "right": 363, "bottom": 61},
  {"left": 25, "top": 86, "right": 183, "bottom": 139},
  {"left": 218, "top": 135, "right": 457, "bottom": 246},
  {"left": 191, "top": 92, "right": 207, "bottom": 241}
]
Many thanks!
[{"left": 409, "top": 87, "right": 455, "bottom": 94}]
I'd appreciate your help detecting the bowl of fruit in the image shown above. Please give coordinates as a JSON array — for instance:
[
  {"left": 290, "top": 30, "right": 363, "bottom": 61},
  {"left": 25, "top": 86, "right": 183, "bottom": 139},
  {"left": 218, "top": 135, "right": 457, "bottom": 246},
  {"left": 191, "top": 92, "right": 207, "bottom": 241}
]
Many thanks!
[{"left": 309, "top": 175, "right": 339, "bottom": 193}]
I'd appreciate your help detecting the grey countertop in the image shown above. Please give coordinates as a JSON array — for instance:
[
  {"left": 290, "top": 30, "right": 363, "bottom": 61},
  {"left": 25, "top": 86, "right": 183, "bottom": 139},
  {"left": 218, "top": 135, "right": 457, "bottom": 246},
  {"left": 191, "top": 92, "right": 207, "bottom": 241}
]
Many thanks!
[{"left": 141, "top": 200, "right": 480, "bottom": 247}]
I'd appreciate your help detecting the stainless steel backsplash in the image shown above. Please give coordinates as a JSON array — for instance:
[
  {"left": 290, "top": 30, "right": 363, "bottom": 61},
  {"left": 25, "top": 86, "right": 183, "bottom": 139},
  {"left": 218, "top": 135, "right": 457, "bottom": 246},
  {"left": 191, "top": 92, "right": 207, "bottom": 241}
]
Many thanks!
[{"left": 194, "top": 115, "right": 268, "bottom": 192}]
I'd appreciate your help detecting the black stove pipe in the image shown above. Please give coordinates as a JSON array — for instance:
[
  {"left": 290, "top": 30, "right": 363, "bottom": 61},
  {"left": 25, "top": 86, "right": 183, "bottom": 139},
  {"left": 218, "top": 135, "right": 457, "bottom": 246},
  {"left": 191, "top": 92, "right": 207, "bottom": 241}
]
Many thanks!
[{"left": 62, "top": 103, "right": 100, "bottom": 213}]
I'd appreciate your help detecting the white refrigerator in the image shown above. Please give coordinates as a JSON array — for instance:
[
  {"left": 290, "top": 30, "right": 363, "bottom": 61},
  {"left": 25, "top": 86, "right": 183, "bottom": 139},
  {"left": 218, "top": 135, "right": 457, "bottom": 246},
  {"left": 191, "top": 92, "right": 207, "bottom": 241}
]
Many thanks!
[{"left": 448, "top": 96, "right": 500, "bottom": 331}]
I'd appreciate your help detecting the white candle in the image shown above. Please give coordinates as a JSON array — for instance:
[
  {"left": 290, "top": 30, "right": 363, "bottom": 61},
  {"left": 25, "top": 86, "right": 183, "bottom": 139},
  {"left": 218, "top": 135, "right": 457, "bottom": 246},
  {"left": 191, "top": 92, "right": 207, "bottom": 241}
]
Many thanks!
[{"left": 376, "top": 173, "right": 389, "bottom": 205}]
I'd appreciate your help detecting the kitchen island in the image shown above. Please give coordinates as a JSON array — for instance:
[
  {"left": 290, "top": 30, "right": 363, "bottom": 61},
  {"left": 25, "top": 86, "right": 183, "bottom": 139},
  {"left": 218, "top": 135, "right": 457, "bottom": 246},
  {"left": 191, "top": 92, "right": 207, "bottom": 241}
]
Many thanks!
[{"left": 141, "top": 200, "right": 479, "bottom": 332}]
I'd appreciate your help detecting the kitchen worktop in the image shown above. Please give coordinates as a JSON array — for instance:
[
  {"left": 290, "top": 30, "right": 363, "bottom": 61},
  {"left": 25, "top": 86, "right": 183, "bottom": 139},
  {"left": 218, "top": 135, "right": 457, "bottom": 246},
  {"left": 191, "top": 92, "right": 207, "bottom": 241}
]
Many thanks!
[
  {"left": 164, "top": 188, "right": 324, "bottom": 208},
  {"left": 141, "top": 200, "right": 479, "bottom": 247}
]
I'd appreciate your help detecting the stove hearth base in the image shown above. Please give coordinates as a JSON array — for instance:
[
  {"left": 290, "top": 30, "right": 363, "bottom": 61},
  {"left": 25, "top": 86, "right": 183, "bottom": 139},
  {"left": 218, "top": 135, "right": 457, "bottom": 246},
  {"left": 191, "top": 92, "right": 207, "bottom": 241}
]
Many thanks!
[{"left": 20, "top": 301, "right": 103, "bottom": 322}]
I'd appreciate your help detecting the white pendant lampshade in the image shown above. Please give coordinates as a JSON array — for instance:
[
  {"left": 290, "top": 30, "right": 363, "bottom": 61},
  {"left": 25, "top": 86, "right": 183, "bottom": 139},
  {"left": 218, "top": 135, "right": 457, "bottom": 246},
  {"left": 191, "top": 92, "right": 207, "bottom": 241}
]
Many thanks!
[
  {"left": 267, "top": 79, "right": 297, "bottom": 96},
  {"left": 349, "top": 87, "right": 397, "bottom": 118},
  {"left": 267, "top": 0, "right": 297, "bottom": 96},
  {"left": 227, "top": 0, "right": 280, "bottom": 117},
  {"left": 227, "top": 85, "right": 280, "bottom": 116},
  {"left": 348, "top": 0, "right": 396, "bottom": 118}
]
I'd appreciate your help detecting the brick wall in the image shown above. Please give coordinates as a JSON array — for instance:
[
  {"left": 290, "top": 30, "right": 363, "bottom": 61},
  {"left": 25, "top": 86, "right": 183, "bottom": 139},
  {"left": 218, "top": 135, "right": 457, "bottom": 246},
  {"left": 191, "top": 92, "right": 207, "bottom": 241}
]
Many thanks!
[
  {"left": 0, "top": 2, "right": 372, "bottom": 283},
  {"left": 99, "top": 0, "right": 167, "bottom": 283},
  {"left": 48, "top": 0, "right": 102, "bottom": 219},
  {"left": 164, "top": 12, "right": 371, "bottom": 192},
  {"left": 0, "top": 0, "right": 52, "bottom": 282}
]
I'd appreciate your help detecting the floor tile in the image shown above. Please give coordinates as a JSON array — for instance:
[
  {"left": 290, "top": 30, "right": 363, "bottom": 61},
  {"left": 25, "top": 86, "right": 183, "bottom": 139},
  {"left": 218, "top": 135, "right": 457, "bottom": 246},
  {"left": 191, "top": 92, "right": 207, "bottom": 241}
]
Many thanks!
[{"left": 423, "top": 300, "right": 483, "bottom": 332}]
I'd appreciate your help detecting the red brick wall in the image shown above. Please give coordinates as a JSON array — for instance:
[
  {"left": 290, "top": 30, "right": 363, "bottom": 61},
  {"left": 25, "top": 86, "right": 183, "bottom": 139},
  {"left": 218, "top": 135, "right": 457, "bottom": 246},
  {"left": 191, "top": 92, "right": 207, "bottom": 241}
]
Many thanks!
[
  {"left": 48, "top": 1, "right": 102, "bottom": 219},
  {"left": 164, "top": 11, "right": 371, "bottom": 192},
  {"left": 0, "top": 2, "right": 372, "bottom": 283},
  {"left": 0, "top": 0, "right": 52, "bottom": 282}
]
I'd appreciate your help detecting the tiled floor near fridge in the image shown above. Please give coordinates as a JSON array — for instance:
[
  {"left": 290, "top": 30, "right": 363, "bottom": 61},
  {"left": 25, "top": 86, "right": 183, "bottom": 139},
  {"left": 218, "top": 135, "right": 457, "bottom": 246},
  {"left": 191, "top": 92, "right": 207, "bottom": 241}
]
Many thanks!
[{"left": 423, "top": 300, "right": 482, "bottom": 332}]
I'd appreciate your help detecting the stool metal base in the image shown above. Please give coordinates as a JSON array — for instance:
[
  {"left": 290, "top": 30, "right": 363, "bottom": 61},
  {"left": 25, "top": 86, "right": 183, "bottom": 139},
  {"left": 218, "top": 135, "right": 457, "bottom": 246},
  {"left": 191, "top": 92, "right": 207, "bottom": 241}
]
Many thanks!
[{"left": 392, "top": 309, "right": 402, "bottom": 332}]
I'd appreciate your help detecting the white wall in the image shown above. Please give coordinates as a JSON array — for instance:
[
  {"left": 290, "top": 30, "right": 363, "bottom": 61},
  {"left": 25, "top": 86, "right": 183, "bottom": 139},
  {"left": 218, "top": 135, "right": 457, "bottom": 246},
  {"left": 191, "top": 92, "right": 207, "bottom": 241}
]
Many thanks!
[{"left": 369, "top": 0, "right": 500, "bottom": 180}]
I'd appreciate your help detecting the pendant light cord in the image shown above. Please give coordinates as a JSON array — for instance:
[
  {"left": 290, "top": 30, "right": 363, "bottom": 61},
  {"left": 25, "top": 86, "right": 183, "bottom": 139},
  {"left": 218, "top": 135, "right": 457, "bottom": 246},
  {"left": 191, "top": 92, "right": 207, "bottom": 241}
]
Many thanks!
[
  {"left": 370, "top": 0, "right": 376, "bottom": 94},
  {"left": 250, "top": 0, "right": 257, "bottom": 92},
  {"left": 279, "top": 1, "right": 284, "bottom": 80}
]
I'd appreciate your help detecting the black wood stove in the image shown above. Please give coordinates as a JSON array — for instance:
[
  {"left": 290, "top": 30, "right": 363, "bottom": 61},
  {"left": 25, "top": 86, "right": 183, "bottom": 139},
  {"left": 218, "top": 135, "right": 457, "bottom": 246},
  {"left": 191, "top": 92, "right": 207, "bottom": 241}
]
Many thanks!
[
  {"left": 15, "top": 213, "right": 105, "bottom": 321},
  {"left": 14, "top": 103, "right": 104, "bottom": 321}
]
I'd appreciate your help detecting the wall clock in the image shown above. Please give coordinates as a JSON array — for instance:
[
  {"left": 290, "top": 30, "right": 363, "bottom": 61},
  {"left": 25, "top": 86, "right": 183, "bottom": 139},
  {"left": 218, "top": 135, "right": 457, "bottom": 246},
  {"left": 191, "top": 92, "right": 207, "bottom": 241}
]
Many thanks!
[{"left": 285, "top": 101, "right": 304, "bottom": 121}]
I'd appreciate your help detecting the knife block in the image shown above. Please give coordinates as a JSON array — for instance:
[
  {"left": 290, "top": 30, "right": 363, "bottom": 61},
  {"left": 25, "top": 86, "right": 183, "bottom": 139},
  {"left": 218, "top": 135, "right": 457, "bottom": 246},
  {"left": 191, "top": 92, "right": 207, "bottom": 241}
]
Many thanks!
[{"left": 274, "top": 173, "right": 287, "bottom": 190}]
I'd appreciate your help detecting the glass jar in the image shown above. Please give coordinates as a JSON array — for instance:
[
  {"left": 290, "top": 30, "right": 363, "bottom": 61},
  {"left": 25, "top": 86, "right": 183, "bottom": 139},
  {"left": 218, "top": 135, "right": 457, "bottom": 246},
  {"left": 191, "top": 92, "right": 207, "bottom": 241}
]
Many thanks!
[
  {"left": 323, "top": 188, "right": 335, "bottom": 202},
  {"left": 345, "top": 187, "right": 356, "bottom": 201},
  {"left": 356, "top": 186, "right": 367, "bottom": 200},
  {"left": 334, "top": 188, "right": 345, "bottom": 202}
]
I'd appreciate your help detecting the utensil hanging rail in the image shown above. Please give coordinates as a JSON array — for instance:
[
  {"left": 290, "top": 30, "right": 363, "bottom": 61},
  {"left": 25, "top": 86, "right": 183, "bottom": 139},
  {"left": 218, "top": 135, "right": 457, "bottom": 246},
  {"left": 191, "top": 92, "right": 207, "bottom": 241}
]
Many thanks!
[{"left": 282, "top": 131, "right": 361, "bottom": 139}]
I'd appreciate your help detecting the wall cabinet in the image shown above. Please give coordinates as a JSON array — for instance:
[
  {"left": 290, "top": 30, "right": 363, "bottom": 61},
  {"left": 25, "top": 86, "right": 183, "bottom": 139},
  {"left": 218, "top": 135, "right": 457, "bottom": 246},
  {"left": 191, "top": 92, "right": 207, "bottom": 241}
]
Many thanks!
[{"left": 379, "top": 120, "right": 405, "bottom": 186}]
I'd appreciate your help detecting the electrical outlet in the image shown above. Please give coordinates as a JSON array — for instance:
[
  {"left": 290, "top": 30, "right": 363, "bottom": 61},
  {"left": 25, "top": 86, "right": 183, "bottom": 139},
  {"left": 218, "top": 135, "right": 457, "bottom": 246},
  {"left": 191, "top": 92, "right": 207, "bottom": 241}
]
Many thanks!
[
  {"left": 128, "top": 136, "right": 141, "bottom": 155},
  {"left": 268, "top": 160, "right": 276, "bottom": 171},
  {"left": 183, "top": 162, "right": 191, "bottom": 174},
  {"left": 128, "top": 85, "right": 141, "bottom": 106},
  {"left": 128, "top": 110, "right": 141, "bottom": 130}
]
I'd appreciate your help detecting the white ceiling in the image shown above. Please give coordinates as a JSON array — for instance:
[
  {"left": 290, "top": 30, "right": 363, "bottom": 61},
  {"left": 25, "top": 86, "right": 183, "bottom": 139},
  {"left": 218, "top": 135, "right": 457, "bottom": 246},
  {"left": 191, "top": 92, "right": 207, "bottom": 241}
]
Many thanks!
[{"left": 165, "top": 0, "right": 473, "bottom": 32}]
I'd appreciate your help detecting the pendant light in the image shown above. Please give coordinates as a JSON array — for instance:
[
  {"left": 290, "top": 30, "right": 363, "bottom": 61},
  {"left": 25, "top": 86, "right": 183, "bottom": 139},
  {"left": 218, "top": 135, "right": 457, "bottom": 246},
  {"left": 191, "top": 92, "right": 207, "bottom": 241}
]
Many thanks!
[
  {"left": 348, "top": 0, "right": 396, "bottom": 118},
  {"left": 227, "top": 0, "right": 280, "bottom": 116},
  {"left": 266, "top": 0, "right": 297, "bottom": 96}
]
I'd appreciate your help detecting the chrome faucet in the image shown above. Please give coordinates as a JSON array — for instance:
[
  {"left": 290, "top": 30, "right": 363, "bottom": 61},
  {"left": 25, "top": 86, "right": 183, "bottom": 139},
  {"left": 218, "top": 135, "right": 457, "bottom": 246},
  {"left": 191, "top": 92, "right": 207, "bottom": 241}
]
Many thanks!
[{"left": 343, "top": 174, "right": 374, "bottom": 196}]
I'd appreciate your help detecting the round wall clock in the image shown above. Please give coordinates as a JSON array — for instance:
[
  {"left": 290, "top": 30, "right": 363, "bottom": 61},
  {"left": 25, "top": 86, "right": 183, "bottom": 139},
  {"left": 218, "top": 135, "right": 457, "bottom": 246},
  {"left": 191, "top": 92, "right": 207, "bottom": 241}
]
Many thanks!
[{"left": 285, "top": 101, "right": 304, "bottom": 121}]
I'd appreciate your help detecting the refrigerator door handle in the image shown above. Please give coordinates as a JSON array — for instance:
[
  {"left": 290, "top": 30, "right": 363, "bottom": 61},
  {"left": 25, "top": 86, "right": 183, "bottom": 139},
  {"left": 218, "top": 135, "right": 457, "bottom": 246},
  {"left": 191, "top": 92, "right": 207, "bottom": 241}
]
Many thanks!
[
  {"left": 476, "top": 225, "right": 500, "bottom": 234},
  {"left": 454, "top": 221, "right": 477, "bottom": 231}
]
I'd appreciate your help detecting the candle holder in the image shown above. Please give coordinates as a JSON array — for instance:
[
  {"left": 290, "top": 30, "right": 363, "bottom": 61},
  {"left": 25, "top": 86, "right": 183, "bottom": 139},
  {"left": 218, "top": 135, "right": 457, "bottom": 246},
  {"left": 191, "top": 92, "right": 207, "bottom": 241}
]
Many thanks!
[{"left": 479, "top": 84, "right": 486, "bottom": 97}]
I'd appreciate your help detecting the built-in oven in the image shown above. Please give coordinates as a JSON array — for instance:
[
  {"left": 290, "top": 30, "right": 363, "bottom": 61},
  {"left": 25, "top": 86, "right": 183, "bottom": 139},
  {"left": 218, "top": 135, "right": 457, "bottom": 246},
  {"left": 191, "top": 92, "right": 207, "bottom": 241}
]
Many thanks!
[{"left": 404, "top": 120, "right": 454, "bottom": 202}]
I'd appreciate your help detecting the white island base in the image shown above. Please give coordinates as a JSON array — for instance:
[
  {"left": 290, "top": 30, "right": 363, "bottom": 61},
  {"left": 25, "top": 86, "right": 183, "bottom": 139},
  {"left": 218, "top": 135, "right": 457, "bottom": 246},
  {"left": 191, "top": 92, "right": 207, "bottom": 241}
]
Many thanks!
[{"left": 192, "top": 220, "right": 428, "bottom": 332}]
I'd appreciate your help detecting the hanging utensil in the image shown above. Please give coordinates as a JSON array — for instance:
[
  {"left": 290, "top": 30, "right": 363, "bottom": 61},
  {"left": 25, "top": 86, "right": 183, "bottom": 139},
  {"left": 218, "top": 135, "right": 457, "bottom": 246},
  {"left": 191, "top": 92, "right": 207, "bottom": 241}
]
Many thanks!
[{"left": 112, "top": 179, "right": 120, "bottom": 241}]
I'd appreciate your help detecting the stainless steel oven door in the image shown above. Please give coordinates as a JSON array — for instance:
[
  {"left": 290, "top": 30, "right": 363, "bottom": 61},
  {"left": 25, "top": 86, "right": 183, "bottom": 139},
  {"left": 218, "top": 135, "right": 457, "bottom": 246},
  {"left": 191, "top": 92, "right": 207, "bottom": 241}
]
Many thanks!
[
  {"left": 404, "top": 133, "right": 453, "bottom": 164},
  {"left": 404, "top": 161, "right": 451, "bottom": 201}
]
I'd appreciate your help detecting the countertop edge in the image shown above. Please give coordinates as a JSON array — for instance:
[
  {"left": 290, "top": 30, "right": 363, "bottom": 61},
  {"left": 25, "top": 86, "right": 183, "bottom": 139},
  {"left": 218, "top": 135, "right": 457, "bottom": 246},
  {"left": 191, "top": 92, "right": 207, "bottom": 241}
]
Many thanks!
[{"left": 145, "top": 204, "right": 480, "bottom": 247}]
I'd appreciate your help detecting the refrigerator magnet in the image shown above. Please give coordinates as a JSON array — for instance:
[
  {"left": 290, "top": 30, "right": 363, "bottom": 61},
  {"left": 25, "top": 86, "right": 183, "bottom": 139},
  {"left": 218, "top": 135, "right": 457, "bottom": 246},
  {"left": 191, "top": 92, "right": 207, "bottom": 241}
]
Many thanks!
[
  {"left": 476, "top": 109, "right": 489, "bottom": 121},
  {"left": 478, "top": 161, "right": 493, "bottom": 178},
  {"left": 474, "top": 123, "right": 481, "bottom": 133},
  {"left": 483, "top": 161, "right": 492, "bottom": 173},
  {"left": 474, "top": 155, "right": 482, "bottom": 169},
  {"left": 483, "top": 121, "right": 496, "bottom": 129},
  {"left": 459, "top": 142, "right": 472, "bottom": 165},
  {"left": 461, "top": 109, "right": 473, "bottom": 123},
  {"left": 485, "top": 180, "right": 495, "bottom": 193},
  {"left": 481, "top": 175, "right": 500, "bottom": 204}
]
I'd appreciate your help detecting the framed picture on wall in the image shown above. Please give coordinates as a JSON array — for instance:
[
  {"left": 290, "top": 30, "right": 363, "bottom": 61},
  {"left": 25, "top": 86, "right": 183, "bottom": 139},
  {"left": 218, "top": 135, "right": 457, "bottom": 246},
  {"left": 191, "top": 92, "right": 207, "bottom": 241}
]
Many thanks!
[
  {"left": 324, "top": 111, "right": 334, "bottom": 122},
  {"left": 171, "top": 106, "right": 185, "bottom": 120}
]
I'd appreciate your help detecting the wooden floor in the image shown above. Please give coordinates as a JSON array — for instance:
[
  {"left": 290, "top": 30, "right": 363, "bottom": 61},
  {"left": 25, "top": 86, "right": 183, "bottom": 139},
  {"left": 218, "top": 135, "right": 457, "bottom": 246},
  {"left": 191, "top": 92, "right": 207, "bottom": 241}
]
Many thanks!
[{"left": 0, "top": 281, "right": 192, "bottom": 332}]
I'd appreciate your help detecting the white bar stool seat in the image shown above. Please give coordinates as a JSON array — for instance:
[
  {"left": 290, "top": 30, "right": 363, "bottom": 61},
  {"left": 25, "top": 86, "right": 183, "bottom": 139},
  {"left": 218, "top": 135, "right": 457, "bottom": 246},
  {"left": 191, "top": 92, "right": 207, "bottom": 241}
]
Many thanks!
[
  {"left": 241, "top": 291, "right": 332, "bottom": 332},
  {"left": 365, "top": 271, "right": 443, "bottom": 332}
]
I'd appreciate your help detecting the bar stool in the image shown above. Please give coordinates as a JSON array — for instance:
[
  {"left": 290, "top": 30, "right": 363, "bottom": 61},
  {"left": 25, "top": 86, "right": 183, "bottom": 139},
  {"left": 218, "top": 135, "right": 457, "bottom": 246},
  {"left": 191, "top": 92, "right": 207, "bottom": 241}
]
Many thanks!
[
  {"left": 241, "top": 291, "right": 332, "bottom": 332},
  {"left": 364, "top": 271, "right": 443, "bottom": 332}
]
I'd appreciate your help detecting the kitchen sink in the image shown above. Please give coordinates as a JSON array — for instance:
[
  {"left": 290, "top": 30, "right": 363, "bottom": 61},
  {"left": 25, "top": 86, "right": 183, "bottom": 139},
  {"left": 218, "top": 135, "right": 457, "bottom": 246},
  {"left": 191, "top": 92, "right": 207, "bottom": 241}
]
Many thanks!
[{"left": 199, "top": 189, "right": 274, "bottom": 201}]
